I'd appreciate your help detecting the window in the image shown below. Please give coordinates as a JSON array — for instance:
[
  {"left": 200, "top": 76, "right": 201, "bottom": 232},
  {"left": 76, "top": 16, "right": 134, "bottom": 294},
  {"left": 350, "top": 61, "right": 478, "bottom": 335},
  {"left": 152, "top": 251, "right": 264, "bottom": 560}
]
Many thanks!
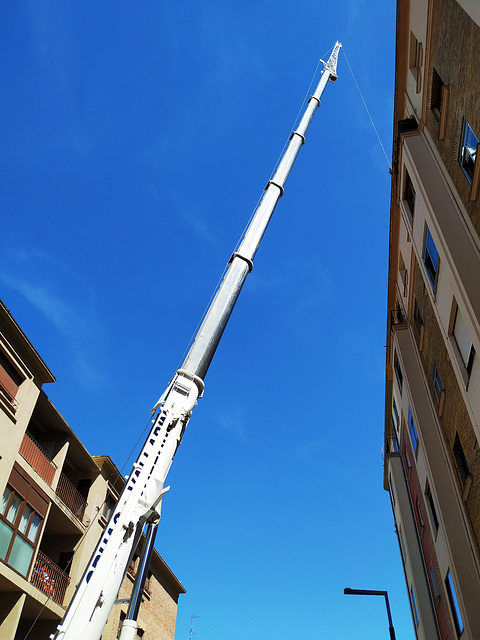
[
  {"left": 416, "top": 499, "right": 424, "bottom": 527},
  {"left": 426, "top": 483, "right": 439, "bottom": 534},
  {"left": 432, "top": 359, "right": 444, "bottom": 412},
  {"left": 144, "top": 570, "right": 153, "bottom": 594},
  {"left": 0, "top": 349, "right": 24, "bottom": 410},
  {"left": 399, "top": 252, "right": 408, "bottom": 291},
  {"left": 459, "top": 119, "right": 478, "bottom": 184},
  {"left": 445, "top": 570, "right": 464, "bottom": 636},
  {"left": 0, "top": 485, "right": 43, "bottom": 577},
  {"left": 429, "top": 563, "right": 440, "bottom": 604},
  {"left": 408, "top": 409, "right": 419, "bottom": 455},
  {"left": 392, "top": 398, "right": 399, "bottom": 433},
  {"left": 453, "top": 434, "right": 471, "bottom": 487},
  {"left": 430, "top": 68, "right": 444, "bottom": 120},
  {"left": 413, "top": 300, "right": 425, "bottom": 350},
  {"left": 452, "top": 303, "right": 475, "bottom": 377},
  {"left": 409, "top": 32, "right": 423, "bottom": 93},
  {"left": 404, "top": 170, "right": 416, "bottom": 218},
  {"left": 410, "top": 584, "right": 420, "bottom": 627},
  {"left": 102, "top": 493, "right": 116, "bottom": 521},
  {"left": 394, "top": 352, "right": 403, "bottom": 393},
  {"left": 423, "top": 225, "right": 440, "bottom": 291},
  {"left": 416, "top": 499, "right": 425, "bottom": 537},
  {"left": 404, "top": 445, "right": 412, "bottom": 479}
]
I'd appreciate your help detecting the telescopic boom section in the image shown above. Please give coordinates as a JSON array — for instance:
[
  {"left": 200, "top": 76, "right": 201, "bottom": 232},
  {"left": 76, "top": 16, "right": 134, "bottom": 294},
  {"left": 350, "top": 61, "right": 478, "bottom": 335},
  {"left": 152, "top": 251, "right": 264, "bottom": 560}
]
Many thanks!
[
  {"left": 52, "top": 42, "right": 340, "bottom": 640},
  {"left": 181, "top": 41, "right": 341, "bottom": 382}
]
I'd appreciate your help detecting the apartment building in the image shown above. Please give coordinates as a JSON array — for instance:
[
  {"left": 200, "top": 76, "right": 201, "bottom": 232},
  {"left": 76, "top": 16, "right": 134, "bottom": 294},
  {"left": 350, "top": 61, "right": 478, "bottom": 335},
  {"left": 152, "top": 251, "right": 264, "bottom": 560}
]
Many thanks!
[
  {"left": 0, "top": 299, "right": 185, "bottom": 639},
  {"left": 384, "top": 1, "right": 480, "bottom": 639}
]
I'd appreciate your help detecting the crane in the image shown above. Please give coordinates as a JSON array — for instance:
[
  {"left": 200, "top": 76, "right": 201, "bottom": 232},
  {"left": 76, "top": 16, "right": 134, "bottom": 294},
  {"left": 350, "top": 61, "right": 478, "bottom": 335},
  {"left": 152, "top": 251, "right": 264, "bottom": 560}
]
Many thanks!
[{"left": 51, "top": 41, "right": 341, "bottom": 640}]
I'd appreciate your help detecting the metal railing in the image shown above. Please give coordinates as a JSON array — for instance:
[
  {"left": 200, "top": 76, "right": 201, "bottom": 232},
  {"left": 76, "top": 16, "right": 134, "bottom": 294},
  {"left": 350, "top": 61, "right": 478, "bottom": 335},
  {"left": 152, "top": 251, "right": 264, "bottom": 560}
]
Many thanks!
[
  {"left": 30, "top": 549, "right": 71, "bottom": 606},
  {"left": 19, "top": 432, "right": 57, "bottom": 486},
  {"left": 56, "top": 473, "right": 88, "bottom": 522}
]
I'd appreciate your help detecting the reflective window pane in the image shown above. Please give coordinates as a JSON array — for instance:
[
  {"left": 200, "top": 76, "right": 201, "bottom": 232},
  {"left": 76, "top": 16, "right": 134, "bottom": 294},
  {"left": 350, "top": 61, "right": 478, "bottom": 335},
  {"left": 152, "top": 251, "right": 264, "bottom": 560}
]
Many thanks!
[
  {"left": 0, "top": 486, "right": 13, "bottom": 516},
  {"left": 6, "top": 494, "right": 22, "bottom": 525},
  {"left": 0, "top": 520, "right": 14, "bottom": 560},
  {"left": 9, "top": 535, "right": 34, "bottom": 576},
  {"left": 19, "top": 504, "right": 33, "bottom": 535},
  {"left": 28, "top": 513, "right": 42, "bottom": 543}
]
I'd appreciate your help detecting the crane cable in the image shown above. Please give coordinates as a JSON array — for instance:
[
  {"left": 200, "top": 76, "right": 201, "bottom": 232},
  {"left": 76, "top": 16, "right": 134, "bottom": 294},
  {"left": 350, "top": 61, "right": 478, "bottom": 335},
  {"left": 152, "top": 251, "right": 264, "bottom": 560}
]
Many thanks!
[{"left": 342, "top": 48, "right": 392, "bottom": 172}]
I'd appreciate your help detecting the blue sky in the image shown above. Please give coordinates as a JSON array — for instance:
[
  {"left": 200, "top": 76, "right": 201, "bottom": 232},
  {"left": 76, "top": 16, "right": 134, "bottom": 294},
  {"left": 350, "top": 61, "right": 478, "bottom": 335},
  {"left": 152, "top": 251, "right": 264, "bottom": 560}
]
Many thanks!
[{"left": 1, "top": 2, "right": 416, "bottom": 639}]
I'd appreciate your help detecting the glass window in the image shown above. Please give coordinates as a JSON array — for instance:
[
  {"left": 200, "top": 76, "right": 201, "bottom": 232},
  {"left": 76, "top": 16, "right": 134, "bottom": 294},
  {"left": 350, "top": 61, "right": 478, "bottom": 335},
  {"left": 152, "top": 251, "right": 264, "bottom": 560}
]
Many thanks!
[
  {"left": 6, "top": 493, "right": 22, "bottom": 525},
  {"left": 432, "top": 360, "right": 443, "bottom": 403},
  {"left": 459, "top": 119, "right": 478, "bottom": 183},
  {"left": 429, "top": 563, "right": 440, "bottom": 601},
  {"left": 18, "top": 504, "right": 33, "bottom": 535},
  {"left": 411, "top": 584, "right": 420, "bottom": 627},
  {"left": 430, "top": 69, "right": 444, "bottom": 119},
  {"left": 404, "top": 170, "right": 416, "bottom": 217},
  {"left": 453, "top": 304, "right": 475, "bottom": 375},
  {"left": 0, "top": 520, "right": 14, "bottom": 560},
  {"left": 445, "top": 570, "right": 464, "bottom": 635},
  {"left": 392, "top": 398, "right": 399, "bottom": 430},
  {"left": 0, "top": 485, "right": 43, "bottom": 577},
  {"left": 102, "top": 493, "right": 116, "bottom": 521},
  {"left": 9, "top": 535, "right": 34, "bottom": 576},
  {"left": 0, "top": 486, "right": 12, "bottom": 516},
  {"left": 27, "top": 513, "right": 42, "bottom": 543},
  {"left": 423, "top": 226, "right": 440, "bottom": 290},
  {"left": 453, "top": 434, "right": 471, "bottom": 486},
  {"left": 426, "top": 483, "right": 439, "bottom": 533},
  {"left": 416, "top": 499, "right": 425, "bottom": 528},
  {"left": 394, "top": 352, "right": 403, "bottom": 393},
  {"left": 404, "top": 446, "right": 412, "bottom": 473},
  {"left": 409, "top": 409, "right": 419, "bottom": 455}
]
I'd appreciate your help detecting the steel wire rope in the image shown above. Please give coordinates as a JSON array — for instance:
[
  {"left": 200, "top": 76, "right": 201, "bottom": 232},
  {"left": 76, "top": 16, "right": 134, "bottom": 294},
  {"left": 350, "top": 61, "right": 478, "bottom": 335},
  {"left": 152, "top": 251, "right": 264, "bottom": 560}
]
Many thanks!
[{"left": 342, "top": 48, "right": 392, "bottom": 171}]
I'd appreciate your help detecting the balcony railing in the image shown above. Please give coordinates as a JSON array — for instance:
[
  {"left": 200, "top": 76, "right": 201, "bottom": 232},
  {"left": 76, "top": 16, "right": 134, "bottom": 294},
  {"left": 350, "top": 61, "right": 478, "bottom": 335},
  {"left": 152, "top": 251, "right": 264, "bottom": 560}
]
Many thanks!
[
  {"left": 19, "top": 432, "right": 57, "bottom": 486},
  {"left": 30, "top": 549, "right": 70, "bottom": 606},
  {"left": 56, "top": 473, "right": 88, "bottom": 522}
]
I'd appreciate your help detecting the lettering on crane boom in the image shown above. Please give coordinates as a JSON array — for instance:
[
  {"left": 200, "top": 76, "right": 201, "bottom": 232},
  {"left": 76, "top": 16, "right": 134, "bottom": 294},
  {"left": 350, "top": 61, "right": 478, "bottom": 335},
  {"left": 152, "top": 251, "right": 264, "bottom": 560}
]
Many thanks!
[{"left": 86, "top": 409, "right": 168, "bottom": 584}]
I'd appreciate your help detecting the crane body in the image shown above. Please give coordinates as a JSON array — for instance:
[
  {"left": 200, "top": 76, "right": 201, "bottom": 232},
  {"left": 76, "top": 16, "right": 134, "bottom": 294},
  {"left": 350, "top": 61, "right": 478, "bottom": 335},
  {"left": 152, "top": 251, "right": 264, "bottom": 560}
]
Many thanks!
[{"left": 51, "top": 41, "right": 341, "bottom": 640}]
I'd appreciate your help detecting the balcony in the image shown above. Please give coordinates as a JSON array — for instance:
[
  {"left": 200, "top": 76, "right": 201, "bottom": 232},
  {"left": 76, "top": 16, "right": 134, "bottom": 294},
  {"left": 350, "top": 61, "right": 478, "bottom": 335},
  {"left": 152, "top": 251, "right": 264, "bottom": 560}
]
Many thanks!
[
  {"left": 30, "top": 549, "right": 70, "bottom": 606},
  {"left": 55, "top": 473, "right": 88, "bottom": 522},
  {"left": 19, "top": 431, "right": 57, "bottom": 486}
]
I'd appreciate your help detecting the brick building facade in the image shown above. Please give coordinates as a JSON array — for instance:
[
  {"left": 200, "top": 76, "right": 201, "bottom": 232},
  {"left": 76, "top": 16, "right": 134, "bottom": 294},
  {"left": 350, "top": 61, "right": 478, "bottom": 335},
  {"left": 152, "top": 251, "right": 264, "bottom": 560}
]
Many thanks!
[{"left": 384, "top": 1, "right": 480, "bottom": 639}]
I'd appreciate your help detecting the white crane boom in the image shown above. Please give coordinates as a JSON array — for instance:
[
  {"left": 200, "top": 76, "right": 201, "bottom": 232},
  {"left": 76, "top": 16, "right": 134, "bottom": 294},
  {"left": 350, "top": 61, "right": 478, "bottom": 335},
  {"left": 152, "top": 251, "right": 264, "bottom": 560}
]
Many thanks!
[{"left": 51, "top": 41, "right": 341, "bottom": 640}]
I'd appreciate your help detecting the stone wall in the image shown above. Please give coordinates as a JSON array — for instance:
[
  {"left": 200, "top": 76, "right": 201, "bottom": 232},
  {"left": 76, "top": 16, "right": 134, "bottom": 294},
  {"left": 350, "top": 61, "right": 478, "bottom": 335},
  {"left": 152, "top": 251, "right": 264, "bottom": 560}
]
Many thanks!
[
  {"left": 424, "top": 0, "right": 480, "bottom": 232},
  {"left": 413, "top": 256, "right": 480, "bottom": 556}
]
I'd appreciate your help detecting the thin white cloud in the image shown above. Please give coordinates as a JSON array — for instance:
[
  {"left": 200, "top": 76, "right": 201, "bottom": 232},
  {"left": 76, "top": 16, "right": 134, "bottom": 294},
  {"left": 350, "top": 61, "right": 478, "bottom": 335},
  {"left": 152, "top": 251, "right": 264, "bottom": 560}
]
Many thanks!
[
  {"left": 1, "top": 275, "right": 85, "bottom": 339},
  {"left": 0, "top": 270, "right": 105, "bottom": 388}
]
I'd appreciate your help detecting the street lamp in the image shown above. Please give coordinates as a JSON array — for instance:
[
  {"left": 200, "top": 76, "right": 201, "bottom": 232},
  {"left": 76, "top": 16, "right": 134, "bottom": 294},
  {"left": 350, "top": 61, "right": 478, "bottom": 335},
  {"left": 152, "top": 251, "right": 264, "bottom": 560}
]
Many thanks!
[{"left": 344, "top": 588, "right": 396, "bottom": 640}]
